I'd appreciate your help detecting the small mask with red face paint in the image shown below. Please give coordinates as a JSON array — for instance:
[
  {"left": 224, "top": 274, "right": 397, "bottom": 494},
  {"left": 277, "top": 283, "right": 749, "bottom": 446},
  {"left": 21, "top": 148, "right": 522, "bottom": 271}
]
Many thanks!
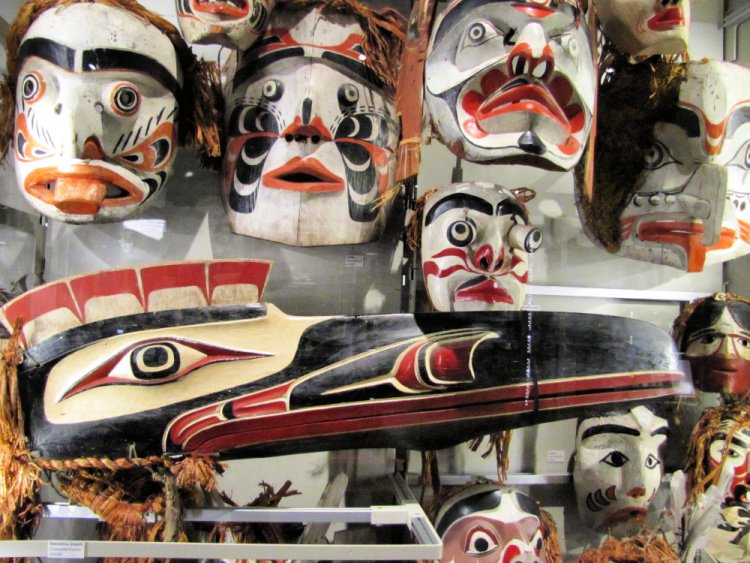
[
  {"left": 12, "top": 3, "right": 183, "bottom": 223},
  {"left": 677, "top": 295, "right": 750, "bottom": 397},
  {"left": 573, "top": 406, "right": 668, "bottom": 535},
  {"left": 175, "top": 0, "right": 274, "bottom": 50},
  {"left": 434, "top": 485, "right": 549, "bottom": 563},
  {"left": 617, "top": 61, "right": 750, "bottom": 271},
  {"left": 424, "top": 0, "right": 595, "bottom": 170},
  {"left": 223, "top": 5, "right": 399, "bottom": 246},
  {"left": 593, "top": 0, "right": 689, "bottom": 58},
  {"left": 420, "top": 182, "right": 541, "bottom": 312}
]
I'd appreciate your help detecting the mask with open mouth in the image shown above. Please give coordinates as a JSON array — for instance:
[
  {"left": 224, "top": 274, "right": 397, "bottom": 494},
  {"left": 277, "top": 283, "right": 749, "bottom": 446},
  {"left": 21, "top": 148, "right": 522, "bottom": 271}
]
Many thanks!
[
  {"left": 175, "top": 0, "right": 273, "bottom": 50},
  {"left": 7, "top": 2, "right": 188, "bottom": 224},
  {"left": 424, "top": 0, "right": 594, "bottom": 170},
  {"left": 593, "top": 0, "right": 690, "bottom": 58},
  {"left": 573, "top": 406, "right": 668, "bottom": 536},
  {"left": 420, "top": 182, "right": 541, "bottom": 312},
  {"left": 223, "top": 2, "right": 401, "bottom": 246},
  {"left": 616, "top": 61, "right": 750, "bottom": 271}
]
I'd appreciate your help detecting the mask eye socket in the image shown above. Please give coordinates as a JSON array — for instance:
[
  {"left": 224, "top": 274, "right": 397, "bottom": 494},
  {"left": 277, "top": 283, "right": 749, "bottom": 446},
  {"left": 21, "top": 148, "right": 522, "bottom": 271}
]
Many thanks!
[
  {"left": 644, "top": 453, "right": 661, "bottom": 470},
  {"left": 21, "top": 71, "right": 45, "bottom": 104},
  {"left": 464, "top": 526, "right": 498, "bottom": 555},
  {"left": 110, "top": 82, "right": 140, "bottom": 116},
  {"left": 262, "top": 79, "right": 283, "bottom": 102},
  {"left": 447, "top": 220, "right": 475, "bottom": 247},
  {"left": 131, "top": 342, "right": 180, "bottom": 380},
  {"left": 463, "top": 20, "right": 498, "bottom": 47},
  {"left": 643, "top": 140, "right": 678, "bottom": 170},
  {"left": 338, "top": 83, "right": 360, "bottom": 109},
  {"left": 601, "top": 450, "right": 629, "bottom": 468}
]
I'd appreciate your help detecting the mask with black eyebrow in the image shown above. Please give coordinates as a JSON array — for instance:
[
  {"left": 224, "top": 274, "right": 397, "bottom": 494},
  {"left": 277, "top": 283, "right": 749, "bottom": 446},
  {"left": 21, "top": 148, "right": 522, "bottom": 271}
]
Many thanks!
[
  {"left": 424, "top": 0, "right": 595, "bottom": 170},
  {"left": 420, "top": 181, "right": 541, "bottom": 312},
  {"left": 222, "top": 5, "right": 400, "bottom": 246}
]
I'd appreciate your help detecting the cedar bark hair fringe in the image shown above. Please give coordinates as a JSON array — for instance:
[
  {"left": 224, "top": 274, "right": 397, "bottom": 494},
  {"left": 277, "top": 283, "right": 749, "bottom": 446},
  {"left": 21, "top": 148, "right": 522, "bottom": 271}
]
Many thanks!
[
  {"left": 578, "top": 531, "right": 679, "bottom": 563},
  {"left": 0, "top": 0, "right": 222, "bottom": 161}
]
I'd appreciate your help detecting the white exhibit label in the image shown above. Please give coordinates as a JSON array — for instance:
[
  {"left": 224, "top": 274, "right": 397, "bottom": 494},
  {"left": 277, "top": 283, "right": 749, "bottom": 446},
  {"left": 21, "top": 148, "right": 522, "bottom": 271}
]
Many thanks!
[{"left": 48, "top": 540, "right": 86, "bottom": 559}]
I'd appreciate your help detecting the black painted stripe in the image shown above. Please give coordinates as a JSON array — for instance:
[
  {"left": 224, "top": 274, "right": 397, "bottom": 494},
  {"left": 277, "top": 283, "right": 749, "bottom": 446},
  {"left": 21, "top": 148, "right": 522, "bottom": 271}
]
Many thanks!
[{"left": 425, "top": 193, "right": 493, "bottom": 226}]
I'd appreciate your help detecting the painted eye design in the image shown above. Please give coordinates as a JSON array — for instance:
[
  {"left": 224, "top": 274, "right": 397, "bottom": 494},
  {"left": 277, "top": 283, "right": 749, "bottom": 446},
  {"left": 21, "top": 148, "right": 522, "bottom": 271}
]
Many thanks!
[
  {"left": 532, "top": 529, "right": 545, "bottom": 554},
  {"left": 727, "top": 140, "right": 750, "bottom": 170},
  {"left": 463, "top": 20, "right": 498, "bottom": 46},
  {"left": 110, "top": 82, "right": 141, "bottom": 115},
  {"left": 464, "top": 526, "right": 498, "bottom": 555},
  {"left": 644, "top": 454, "right": 661, "bottom": 469},
  {"left": 262, "top": 79, "right": 283, "bottom": 101},
  {"left": 447, "top": 220, "right": 475, "bottom": 247},
  {"left": 21, "top": 72, "right": 45, "bottom": 104},
  {"left": 642, "top": 141, "right": 678, "bottom": 170},
  {"left": 61, "top": 338, "right": 267, "bottom": 400},
  {"left": 601, "top": 450, "right": 629, "bottom": 467},
  {"left": 338, "top": 84, "right": 360, "bottom": 109}
]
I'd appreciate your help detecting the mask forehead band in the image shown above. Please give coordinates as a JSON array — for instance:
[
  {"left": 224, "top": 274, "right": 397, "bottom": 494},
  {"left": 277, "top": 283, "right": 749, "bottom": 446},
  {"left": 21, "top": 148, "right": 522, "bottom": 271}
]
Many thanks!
[
  {"left": 234, "top": 32, "right": 384, "bottom": 91},
  {"left": 18, "top": 37, "right": 182, "bottom": 100}
]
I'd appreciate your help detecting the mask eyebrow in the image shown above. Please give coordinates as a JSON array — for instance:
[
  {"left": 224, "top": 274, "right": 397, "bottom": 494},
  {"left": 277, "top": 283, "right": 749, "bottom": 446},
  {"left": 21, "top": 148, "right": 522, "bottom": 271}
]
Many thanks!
[
  {"left": 425, "top": 193, "right": 493, "bottom": 226},
  {"left": 711, "top": 431, "right": 750, "bottom": 449},
  {"left": 651, "top": 425, "right": 668, "bottom": 437},
  {"left": 18, "top": 37, "right": 181, "bottom": 99},
  {"left": 727, "top": 106, "right": 750, "bottom": 140},
  {"left": 581, "top": 423, "right": 640, "bottom": 441}
]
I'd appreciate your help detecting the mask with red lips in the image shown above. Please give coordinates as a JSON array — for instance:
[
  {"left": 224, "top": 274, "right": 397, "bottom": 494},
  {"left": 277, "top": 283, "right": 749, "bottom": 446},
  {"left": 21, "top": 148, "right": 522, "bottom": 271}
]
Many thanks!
[
  {"left": 676, "top": 295, "right": 750, "bottom": 397},
  {"left": 434, "top": 485, "right": 550, "bottom": 563},
  {"left": 420, "top": 182, "right": 541, "bottom": 313},
  {"left": 593, "top": 0, "right": 690, "bottom": 58},
  {"left": 424, "top": 0, "right": 595, "bottom": 170},
  {"left": 223, "top": 5, "right": 399, "bottom": 246},
  {"left": 573, "top": 406, "right": 668, "bottom": 535},
  {"left": 617, "top": 61, "right": 750, "bottom": 271},
  {"left": 11, "top": 3, "right": 183, "bottom": 224},
  {"left": 175, "top": 0, "right": 273, "bottom": 50}
]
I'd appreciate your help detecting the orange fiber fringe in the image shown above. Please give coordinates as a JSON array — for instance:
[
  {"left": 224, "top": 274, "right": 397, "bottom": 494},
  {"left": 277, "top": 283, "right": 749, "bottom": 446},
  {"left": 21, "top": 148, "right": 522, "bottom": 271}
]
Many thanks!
[{"left": 579, "top": 530, "right": 679, "bottom": 563}]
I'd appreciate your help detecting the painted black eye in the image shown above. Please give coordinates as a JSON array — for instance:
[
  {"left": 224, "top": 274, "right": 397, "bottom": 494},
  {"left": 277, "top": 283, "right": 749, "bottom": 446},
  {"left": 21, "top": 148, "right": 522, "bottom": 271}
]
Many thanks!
[
  {"left": 464, "top": 527, "right": 498, "bottom": 555},
  {"left": 447, "top": 220, "right": 475, "bottom": 247},
  {"left": 642, "top": 141, "right": 677, "bottom": 170},
  {"left": 601, "top": 450, "right": 629, "bottom": 468},
  {"left": 338, "top": 84, "right": 360, "bottom": 108},
  {"left": 644, "top": 454, "right": 660, "bottom": 469},
  {"left": 262, "top": 79, "right": 283, "bottom": 101},
  {"left": 130, "top": 342, "right": 180, "bottom": 380},
  {"left": 112, "top": 83, "right": 140, "bottom": 115},
  {"left": 21, "top": 72, "right": 44, "bottom": 103},
  {"left": 468, "top": 22, "right": 486, "bottom": 43}
]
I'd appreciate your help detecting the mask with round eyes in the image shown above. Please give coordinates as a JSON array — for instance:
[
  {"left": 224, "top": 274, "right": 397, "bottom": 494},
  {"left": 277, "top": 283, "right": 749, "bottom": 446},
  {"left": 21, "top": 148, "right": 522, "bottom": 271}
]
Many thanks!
[
  {"left": 677, "top": 296, "right": 750, "bottom": 396},
  {"left": 424, "top": 0, "right": 595, "bottom": 170},
  {"left": 175, "top": 0, "right": 274, "bottom": 51},
  {"left": 11, "top": 3, "right": 184, "bottom": 224},
  {"left": 222, "top": 5, "right": 400, "bottom": 246},
  {"left": 434, "top": 485, "right": 549, "bottom": 563},
  {"left": 420, "top": 182, "right": 541, "bottom": 312},
  {"left": 593, "top": 0, "right": 689, "bottom": 58},
  {"left": 573, "top": 406, "right": 668, "bottom": 535},
  {"left": 617, "top": 61, "right": 750, "bottom": 271}
]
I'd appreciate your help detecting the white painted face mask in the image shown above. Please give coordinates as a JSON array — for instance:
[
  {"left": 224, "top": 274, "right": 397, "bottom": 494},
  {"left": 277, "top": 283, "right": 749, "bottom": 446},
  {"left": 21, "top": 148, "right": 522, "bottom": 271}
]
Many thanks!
[
  {"left": 13, "top": 3, "right": 182, "bottom": 223},
  {"left": 223, "top": 6, "right": 399, "bottom": 246},
  {"left": 593, "top": 0, "right": 690, "bottom": 58},
  {"left": 175, "top": 0, "right": 274, "bottom": 50},
  {"left": 421, "top": 182, "right": 541, "bottom": 312},
  {"left": 424, "top": 0, "right": 595, "bottom": 170},
  {"left": 573, "top": 406, "right": 668, "bottom": 535},
  {"left": 617, "top": 61, "right": 750, "bottom": 271}
]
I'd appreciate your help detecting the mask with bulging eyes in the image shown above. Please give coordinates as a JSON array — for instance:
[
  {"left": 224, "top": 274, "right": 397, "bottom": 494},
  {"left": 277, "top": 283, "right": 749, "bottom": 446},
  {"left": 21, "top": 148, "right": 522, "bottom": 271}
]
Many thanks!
[
  {"left": 434, "top": 485, "right": 550, "bottom": 563},
  {"left": 592, "top": 0, "right": 690, "bottom": 58},
  {"left": 420, "top": 182, "right": 541, "bottom": 312},
  {"left": 175, "top": 0, "right": 274, "bottom": 50},
  {"left": 11, "top": 3, "right": 183, "bottom": 223},
  {"left": 617, "top": 61, "right": 750, "bottom": 271},
  {"left": 424, "top": 0, "right": 595, "bottom": 170},
  {"left": 223, "top": 6, "right": 400, "bottom": 246},
  {"left": 573, "top": 406, "right": 668, "bottom": 535}
]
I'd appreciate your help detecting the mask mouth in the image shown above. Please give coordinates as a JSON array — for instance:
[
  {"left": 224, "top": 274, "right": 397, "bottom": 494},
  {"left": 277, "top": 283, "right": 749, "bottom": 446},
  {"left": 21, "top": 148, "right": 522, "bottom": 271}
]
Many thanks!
[
  {"left": 455, "top": 276, "right": 513, "bottom": 305},
  {"left": 190, "top": 0, "right": 249, "bottom": 20},
  {"left": 263, "top": 157, "right": 345, "bottom": 193},
  {"left": 24, "top": 164, "right": 145, "bottom": 218},
  {"left": 648, "top": 6, "right": 685, "bottom": 31}
]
